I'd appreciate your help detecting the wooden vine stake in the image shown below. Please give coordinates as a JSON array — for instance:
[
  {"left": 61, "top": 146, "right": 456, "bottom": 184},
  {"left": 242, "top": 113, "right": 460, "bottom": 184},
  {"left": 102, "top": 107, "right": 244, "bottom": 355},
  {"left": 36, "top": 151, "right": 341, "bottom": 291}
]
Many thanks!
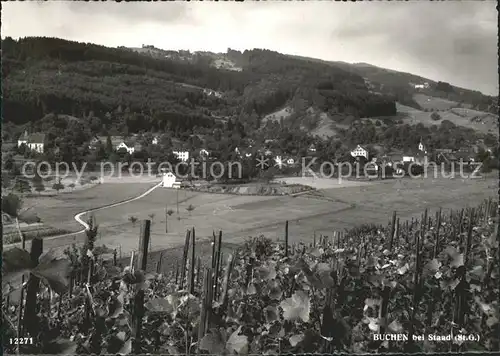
[
  {"left": 220, "top": 252, "right": 237, "bottom": 310},
  {"left": 433, "top": 208, "right": 442, "bottom": 259},
  {"left": 213, "top": 231, "right": 223, "bottom": 301},
  {"left": 156, "top": 252, "right": 164, "bottom": 274},
  {"left": 394, "top": 217, "right": 400, "bottom": 249},
  {"left": 285, "top": 220, "right": 289, "bottom": 257},
  {"left": 189, "top": 227, "right": 196, "bottom": 295},
  {"left": 198, "top": 268, "right": 211, "bottom": 353},
  {"left": 23, "top": 237, "right": 43, "bottom": 339},
  {"left": 179, "top": 229, "right": 191, "bottom": 290},
  {"left": 389, "top": 211, "right": 397, "bottom": 250},
  {"left": 132, "top": 219, "right": 150, "bottom": 354},
  {"left": 211, "top": 231, "right": 217, "bottom": 269},
  {"left": 406, "top": 218, "right": 422, "bottom": 351}
]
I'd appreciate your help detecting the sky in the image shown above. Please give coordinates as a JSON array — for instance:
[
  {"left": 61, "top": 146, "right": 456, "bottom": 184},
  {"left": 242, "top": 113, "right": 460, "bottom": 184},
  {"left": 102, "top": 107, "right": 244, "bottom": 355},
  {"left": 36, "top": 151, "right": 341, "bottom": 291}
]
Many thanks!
[{"left": 3, "top": 1, "right": 498, "bottom": 95}]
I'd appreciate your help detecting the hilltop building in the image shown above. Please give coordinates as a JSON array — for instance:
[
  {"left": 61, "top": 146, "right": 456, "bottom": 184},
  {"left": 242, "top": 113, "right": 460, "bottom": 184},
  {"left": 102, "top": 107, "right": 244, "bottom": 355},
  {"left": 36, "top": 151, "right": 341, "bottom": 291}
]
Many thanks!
[{"left": 17, "top": 131, "right": 46, "bottom": 153}]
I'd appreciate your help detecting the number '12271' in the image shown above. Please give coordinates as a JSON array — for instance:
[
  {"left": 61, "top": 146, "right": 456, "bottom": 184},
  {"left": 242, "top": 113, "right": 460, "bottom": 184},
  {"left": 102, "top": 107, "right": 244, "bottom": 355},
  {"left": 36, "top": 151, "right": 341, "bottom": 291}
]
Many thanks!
[{"left": 9, "top": 338, "right": 34, "bottom": 345}]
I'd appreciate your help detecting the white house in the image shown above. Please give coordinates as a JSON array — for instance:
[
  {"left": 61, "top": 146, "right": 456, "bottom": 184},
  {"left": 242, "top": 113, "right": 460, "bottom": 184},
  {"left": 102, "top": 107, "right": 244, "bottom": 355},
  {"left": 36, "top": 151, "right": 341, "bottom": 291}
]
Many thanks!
[
  {"left": 17, "top": 130, "right": 29, "bottom": 147},
  {"left": 173, "top": 151, "right": 190, "bottom": 162},
  {"left": 351, "top": 145, "right": 369, "bottom": 160},
  {"left": 116, "top": 142, "right": 135, "bottom": 154},
  {"left": 274, "top": 156, "right": 283, "bottom": 168},
  {"left": 162, "top": 172, "right": 180, "bottom": 188},
  {"left": 199, "top": 148, "right": 210, "bottom": 157},
  {"left": 118, "top": 140, "right": 142, "bottom": 154},
  {"left": 203, "top": 89, "right": 222, "bottom": 98},
  {"left": 152, "top": 136, "right": 159, "bottom": 145},
  {"left": 18, "top": 131, "right": 46, "bottom": 153},
  {"left": 308, "top": 144, "right": 317, "bottom": 153},
  {"left": 414, "top": 84, "right": 425, "bottom": 89},
  {"left": 287, "top": 158, "right": 295, "bottom": 165},
  {"left": 418, "top": 138, "right": 427, "bottom": 153}
]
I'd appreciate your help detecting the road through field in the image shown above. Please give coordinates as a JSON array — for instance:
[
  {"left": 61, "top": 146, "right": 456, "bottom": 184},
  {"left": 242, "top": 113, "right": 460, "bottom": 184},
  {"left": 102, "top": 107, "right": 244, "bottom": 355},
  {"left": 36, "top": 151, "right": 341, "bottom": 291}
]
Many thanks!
[{"left": 3, "top": 181, "right": 164, "bottom": 253}]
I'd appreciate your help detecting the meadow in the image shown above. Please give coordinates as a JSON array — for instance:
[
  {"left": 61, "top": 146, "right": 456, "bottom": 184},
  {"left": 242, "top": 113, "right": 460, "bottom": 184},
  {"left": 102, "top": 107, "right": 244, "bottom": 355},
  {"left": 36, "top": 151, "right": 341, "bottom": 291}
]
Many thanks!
[{"left": 15, "top": 174, "right": 496, "bottom": 259}]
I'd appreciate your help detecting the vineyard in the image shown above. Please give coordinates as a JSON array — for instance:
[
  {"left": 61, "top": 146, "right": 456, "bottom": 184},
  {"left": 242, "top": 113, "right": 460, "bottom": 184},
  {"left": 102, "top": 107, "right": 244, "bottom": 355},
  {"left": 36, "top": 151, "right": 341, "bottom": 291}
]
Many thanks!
[{"left": 2, "top": 198, "right": 499, "bottom": 354}]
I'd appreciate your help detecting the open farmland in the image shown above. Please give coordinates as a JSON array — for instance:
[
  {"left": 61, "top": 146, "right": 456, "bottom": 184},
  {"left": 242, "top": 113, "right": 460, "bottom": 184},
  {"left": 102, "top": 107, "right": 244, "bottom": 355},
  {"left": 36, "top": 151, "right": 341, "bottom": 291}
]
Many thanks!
[
  {"left": 413, "top": 93, "right": 458, "bottom": 110},
  {"left": 22, "top": 181, "right": 161, "bottom": 233},
  {"left": 396, "top": 102, "right": 497, "bottom": 134},
  {"left": 261, "top": 106, "right": 293, "bottom": 126},
  {"left": 16, "top": 174, "right": 496, "bottom": 258}
]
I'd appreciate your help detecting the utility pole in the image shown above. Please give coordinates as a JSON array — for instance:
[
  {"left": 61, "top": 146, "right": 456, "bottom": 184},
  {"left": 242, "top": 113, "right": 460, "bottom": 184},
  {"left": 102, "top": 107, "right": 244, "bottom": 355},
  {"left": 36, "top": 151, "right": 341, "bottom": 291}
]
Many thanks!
[
  {"left": 165, "top": 205, "right": 168, "bottom": 233},
  {"left": 176, "top": 189, "right": 179, "bottom": 215}
]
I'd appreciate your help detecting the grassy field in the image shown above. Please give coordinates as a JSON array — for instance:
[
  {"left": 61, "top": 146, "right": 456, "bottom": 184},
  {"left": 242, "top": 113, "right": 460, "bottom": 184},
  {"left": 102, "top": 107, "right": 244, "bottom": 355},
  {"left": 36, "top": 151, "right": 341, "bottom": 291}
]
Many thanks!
[
  {"left": 396, "top": 102, "right": 497, "bottom": 135},
  {"left": 4, "top": 174, "right": 496, "bottom": 296},
  {"left": 15, "top": 174, "right": 495, "bottom": 259},
  {"left": 413, "top": 93, "right": 458, "bottom": 111},
  {"left": 22, "top": 182, "right": 161, "bottom": 232}
]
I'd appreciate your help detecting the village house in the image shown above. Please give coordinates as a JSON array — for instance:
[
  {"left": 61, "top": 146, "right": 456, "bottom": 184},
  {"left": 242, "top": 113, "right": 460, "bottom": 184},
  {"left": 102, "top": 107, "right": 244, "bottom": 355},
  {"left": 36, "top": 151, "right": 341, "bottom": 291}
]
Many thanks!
[
  {"left": 116, "top": 139, "right": 142, "bottom": 155},
  {"left": 203, "top": 88, "right": 222, "bottom": 98},
  {"left": 413, "top": 82, "right": 430, "bottom": 90},
  {"left": 199, "top": 148, "right": 210, "bottom": 158},
  {"left": 436, "top": 148, "right": 476, "bottom": 165},
  {"left": 173, "top": 150, "right": 190, "bottom": 162},
  {"left": 152, "top": 136, "right": 159, "bottom": 145},
  {"left": 88, "top": 136, "right": 122, "bottom": 150},
  {"left": 401, "top": 139, "right": 428, "bottom": 164},
  {"left": 308, "top": 144, "right": 317, "bottom": 153},
  {"left": 162, "top": 171, "right": 181, "bottom": 188},
  {"left": 17, "top": 131, "right": 46, "bottom": 153},
  {"left": 350, "top": 145, "right": 369, "bottom": 160}
]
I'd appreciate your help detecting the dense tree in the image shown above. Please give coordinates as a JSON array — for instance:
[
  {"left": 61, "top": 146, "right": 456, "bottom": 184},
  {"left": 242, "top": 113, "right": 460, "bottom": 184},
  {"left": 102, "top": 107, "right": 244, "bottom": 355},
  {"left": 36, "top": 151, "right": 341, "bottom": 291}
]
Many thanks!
[{"left": 2, "top": 193, "right": 23, "bottom": 217}]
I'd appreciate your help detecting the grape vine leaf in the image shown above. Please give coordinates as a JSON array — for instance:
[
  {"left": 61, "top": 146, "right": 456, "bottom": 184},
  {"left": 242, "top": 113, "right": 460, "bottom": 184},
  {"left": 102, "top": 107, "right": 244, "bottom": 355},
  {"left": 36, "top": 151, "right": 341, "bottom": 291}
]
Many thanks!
[
  {"left": 444, "top": 246, "right": 464, "bottom": 268},
  {"left": 289, "top": 333, "right": 305, "bottom": 347},
  {"left": 388, "top": 319, "right": 403, "bottom": 333},
  {"left": 267, "top": 280, "right": 283, "bottom": 300},
  {"left": 226, "top": 326, "right": 248, "bottom": 354},
  {"left": 486, "top": 316, "right": 498, "bottom": 327},
  {"left": 31, "top": 256, "right": 72, "bottom": 295},
  {"left": 422, "top": 259, "right": 441, "bottom": 276},
  {"left": 256, "top": 262, "right": 277, "bottom": 281},
  {"left": 246, "top": 283, "right": 257, "bottom": 295},
  {"left": 2, "top": 247, "right": 32, "bottom": 272},
  {"left": 264, "top": 305, "right": 279, "bottom": 323},
  {"left": 117, "top": 339, "right": 132, "bottom": 355},
  {"left": 145, "top": 297, "right": 175, "bottom": 314},
  {"left": 280, "top": 290, "right": 310, "bottom": 322},
  {"left": 199, "top": 328, "right": 226, "bottom": 355},
  {"left": 46, "top": 338, "right": 78, "bottom": 354}
]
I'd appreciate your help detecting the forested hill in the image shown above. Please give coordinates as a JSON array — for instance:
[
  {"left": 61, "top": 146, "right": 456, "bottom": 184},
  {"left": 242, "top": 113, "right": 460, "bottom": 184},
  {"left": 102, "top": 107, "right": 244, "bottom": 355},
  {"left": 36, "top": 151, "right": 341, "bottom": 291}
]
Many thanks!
[
  {"left": 2, "top": 36, "right": 396, "bottom": 136},
  {"left": 289, "top": 54, "right": 498, "bottom": 114}
]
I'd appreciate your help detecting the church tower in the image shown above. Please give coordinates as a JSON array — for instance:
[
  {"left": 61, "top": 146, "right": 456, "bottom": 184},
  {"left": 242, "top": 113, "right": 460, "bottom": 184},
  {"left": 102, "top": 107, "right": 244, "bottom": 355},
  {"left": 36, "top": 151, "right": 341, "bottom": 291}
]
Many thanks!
[{"left": 418, "top": 137, "right": 426, "bottom": 153}]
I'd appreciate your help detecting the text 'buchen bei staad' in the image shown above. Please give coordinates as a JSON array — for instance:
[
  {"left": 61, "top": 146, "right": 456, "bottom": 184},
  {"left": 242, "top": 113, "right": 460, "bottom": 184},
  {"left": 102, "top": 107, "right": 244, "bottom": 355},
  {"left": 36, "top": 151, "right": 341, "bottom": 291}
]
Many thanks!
[{"left": 373, "top": 334, "right": 481, "bottom": 342}]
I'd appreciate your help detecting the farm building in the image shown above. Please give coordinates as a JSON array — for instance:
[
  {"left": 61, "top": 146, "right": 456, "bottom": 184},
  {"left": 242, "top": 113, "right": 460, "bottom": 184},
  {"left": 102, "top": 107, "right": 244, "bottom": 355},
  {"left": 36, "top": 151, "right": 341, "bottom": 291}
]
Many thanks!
[
  {"left": 116, "top": 140, "right": 142, "bottom": 154},
  {"left": 199, "top": 148, "right": 210, "bottom": 158},
  {"left": 173, "top": 150, "right": 190, "bottom": 162},
  {"left": 351, "top": 145, "right": 369, "bottom": 160},
  {"left": 162, "top": 172, "right": 180, "bottom": 188},
  {"left": 17, "top": 131, "right": 46, "bottom": 153}
]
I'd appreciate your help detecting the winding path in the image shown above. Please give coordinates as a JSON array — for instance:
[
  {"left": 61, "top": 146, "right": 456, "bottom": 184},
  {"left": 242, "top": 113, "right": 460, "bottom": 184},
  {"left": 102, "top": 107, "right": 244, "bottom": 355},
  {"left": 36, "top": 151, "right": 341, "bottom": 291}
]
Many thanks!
[{"left": 4, "top": 182, "right": 163, "bottom": 250}]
